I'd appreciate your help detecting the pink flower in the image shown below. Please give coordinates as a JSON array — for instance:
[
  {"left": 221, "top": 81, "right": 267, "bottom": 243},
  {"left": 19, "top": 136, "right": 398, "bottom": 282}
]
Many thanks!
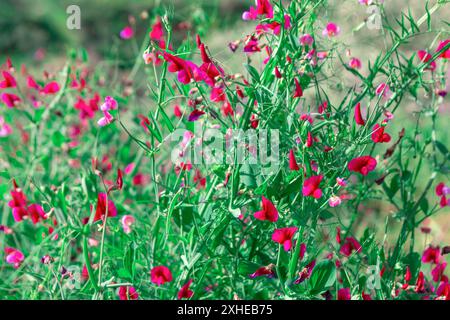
[
  {"left": 0, "top": 71, "right": 17, "bottom": 88},
  {"left": 0, "top": 116, "right": 12, "bottom": 137},
  {"left": 178, "top": 279, "right": 194, "bottom": 299},
  {"left": 338, "top": 288, "right": 351, "bottom": 300},
  {"left": 120, "top": 26, "right": 134, "bottom": 39},
  {"left": 436, "top": 39, "right": 450, "bottom": 59},
  {"left": 375, "top": 83, "right": 391, "bottom": 99},
  {"left": 328, "top": 195, "right": 342, "bottom": 207},
  {"left": 1, "top": 92, "right": 21, "bottom": 107},
  {"left": 93, "top": 193, "right": 117, "bottom": 222},
  {"left": 244, "top": 36, "right": 261, "bottom": 53},
  {"left": 436, "top": 182, "right": 450, "bottom": 207},
  {"left": 340, "top": 237, "right": 362, "bottom": 256},
  {"left": 150, "top": 266, "right": 173, "bottom": 286},
  {"left": 5, "top": 247, "right": 24, "bottom": 268},
  {"left": 431, "top": 262, "right": 448, "bottom": 282},
  {"left": 336, "top": 177, "right": 347, "bottom": 187},
  {"left": 322, "top": 22, "right": 340, "bottom": 37},
  {"left": 272, "top": 227, "right": 298, "bottom": 251},
  {"left": 121, "top": 215, "right": 135, "bottom": 234},
  {"left": 254, "top": 196, "right": 279, "bottom": 222},
  {"left": 299, "top": 34, "right": 314, "bottom": 46},
  {"left": 349, "top": 57, "right": 362, "bottom": 69},
  {"left": 417, "top": 50, "right": 437, "bottom": 71},
  {"left": 8, "top": 185, "right": 28, "bottom": 223},
  {"left": 242, "top": 0, "right": 274, "bottom": 21},
  {"left": 41, "top": 81, "right": 60, "bottom": 95},
  {"left": 302, "top": 175, "right": 323, "bottom": 199},
  {"left": 422, "top": 245, "right": 441, "bottom": 264},
  {"left": 97, "top": 111, "right": 114, "bottom": 127},
  {"left": 371, "top": 124, "right": 391, "bottom": 143},
  {"left": 100, "top": 96, "right": 118, "bottom": 111},
  {"left": 348, "top": 156, "right": 377, "bottom": 176},
  {"left": 118, "top": 286, "right": 139, "bottom": 300},
  {"left": 27, "top": 204, "right": 47, "bottom": 224}
]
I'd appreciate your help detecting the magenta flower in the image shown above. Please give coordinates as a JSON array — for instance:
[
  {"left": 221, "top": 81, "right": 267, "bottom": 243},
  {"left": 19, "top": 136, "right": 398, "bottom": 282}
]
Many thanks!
[
  {"left": 100, "top": 96, "right": 118, "bottom": 111},
  {"left": 371, "top": 124, "right": 391, "bottom": 143},
  {"left": 300, "top": 34, "right": 314, "bottom": 46},
  {"left": 322, "top": 22, "right": 340, "bottom": 37},
  {"left": 302, "top": 175, "right": 323, "bottom": 199},
  {"left": 349, "top": 57, "right": 362, "bottom": 69},
  {"left": 250, "top": 264, "right": 276, "bottom": 279},
  {"left": 348, "top": 156, "right": 377, "bottom": 176},
  {"left": 0, "top": 116, "right": 12, "bottom": 137},
  {"left": 272, "top": 227, "right": 298, "bottom": 251},
  {"left": 118, "top": 286, "right": 139, "bottom": 300},
  {"left": 1, "top": 92, "right": 21, "bottom": 107},
  {"left": 27, "top": 204, "right": 47, "bottom": 225},
  {"left": 422, "top": 245, "right": 441, "bottom": 264},
  {"left": 340, "top": 237, "right": 362, "bottom": 256},
  {"left": 120, "top": 26, "right": 134, "bottom": 39},
  {"left": 436, "top": 39, "right": 450, "bottom": 59},
  {"left": 0, "top": 71, "right": 17, "bottom": 88},
  {"left": 254, "top": 196, "right": 279, "bottom": 222},
  {"left": 5, "top": 247, "right": 24, "bottom": 269},
  {"left": 338, "top": 288, "right": 351, "bottom": 300},
  {"left": 178, "top": 279, "right": 194, "bottom": 299},
  {"left": 41, "top": 81, "right": 60, "bottom": 95},
  {"left": 97, "top": 111, "right": 114, "bottom": 127},
  {"left": 150, "top": 266, "right": 173, "bottom": 286},
  {"left": 417, "top": 50, "right": 437, "bottom": 71},
  {"left": 93, "top": 193, "right": 117, "bottom": 222}
]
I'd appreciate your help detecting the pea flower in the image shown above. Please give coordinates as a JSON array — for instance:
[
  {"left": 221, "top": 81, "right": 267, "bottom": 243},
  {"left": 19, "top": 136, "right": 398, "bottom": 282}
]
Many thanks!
[
  {"left": 120, "top": 26, "right": 134, "bottom": 40},
  {"left": 302, "top": 175, "right": 323, "bottom": 199},
  {"left": 422, "top": 245, "right": 441, "bottom": 264},
  {"left": 289, "top": 149, "right": 300, "bottom": 171},
  {"left": 371, "top": 124, "right": 391, "bottom": 143},
  {"left": 436, "top": 39, "right": 450, "bottom": 59},
  {"left": 328, "top": 195, "right": 342, "bottom": 207},
  {"left": 93, "top": 193, "right": 117, "bottom": 222},
  {"left": 121, "top": 215, "right": 135, "bottom": 234},
  {"left": 254, "top": 196, "right": 279, "bottom": 222},
  {"left": 5, "top": 247, "right": 24, "bottom": 269},
  {"left": 340, "top": 237, "right": 362, "bottom": 256},
  {"left": 272, "top": 227, "right": 298, "bottom": 251},
  {"left": 0, "top": 71, "right": 17, "bottom": 88},
  {"left": 118, "top": 286, "right": 139, "bottom": 300},
  {"left": 322, "top": 22, "right": 340, "bottom": 37},
  {"left": 178, "top": 279, "right": 194, "bottom": 299},
  {"left": 0, "top": 116, "right": 12, "bottom": 137},
  {"left": 150, "top": 266, "right": 173, "bottom": 286},
  {"left": 1, "top": 92, "right": 21, "bottom": 107},
  {"left": 348, "top": 156, "right": 377, "bottom": 176},
  {"left": 417, "top": 50, "right": 437, "bottom": 71}
]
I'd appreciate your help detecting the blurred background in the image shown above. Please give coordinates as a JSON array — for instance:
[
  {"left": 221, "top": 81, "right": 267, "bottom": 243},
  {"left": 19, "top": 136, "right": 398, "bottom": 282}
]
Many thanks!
[{"left": 0, "top": 0, "right": 449, "bottom": 243}]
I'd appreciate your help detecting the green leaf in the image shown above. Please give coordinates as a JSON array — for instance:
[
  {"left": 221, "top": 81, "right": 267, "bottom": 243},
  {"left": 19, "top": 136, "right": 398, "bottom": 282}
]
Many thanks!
[
  {"left": 123, "top": 242, "right": 136, "bottom": 280},
  {"left": 308, "top": 260, "right": 336, "bottom": 295}
]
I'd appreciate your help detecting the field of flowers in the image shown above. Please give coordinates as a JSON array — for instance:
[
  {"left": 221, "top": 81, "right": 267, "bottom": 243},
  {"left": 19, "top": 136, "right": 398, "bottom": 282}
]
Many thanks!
[{"left": 1, "top": 0, "right": 450, "bottom": 301}]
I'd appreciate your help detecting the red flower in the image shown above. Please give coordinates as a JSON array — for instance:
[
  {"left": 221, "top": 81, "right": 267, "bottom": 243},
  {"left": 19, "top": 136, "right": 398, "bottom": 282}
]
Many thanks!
[
  {"left": 293, "top": 78, "right": 303, "bottom": 98},
  {"left": 41, "top": 81, "right": 60, "bottom": 95},
  {"left": 337, "top": 288, "right": 351, "bottom": 300},
  {"left": 289, "top": 149, "right": 300, "bottom": 171},
  {"left": 93, "top": 193, "right": 117, "bottom": 222},
  {"left": 417, "top": 50, "right": 437, "bottom": 71},
  {"left": 250, "top": 264, "right": 276, "bottom": 279},
  {"left": 436, "top": 39, "right": 450, "bottom": 59},
  {"left": 348, "top": 156, "right": 377, "bottom": 176},
  {"left": 118, "top": 286, "right": 139, "bottom": 300},
  {"left": 354, "top": 102, "right": 365, "bottom": 126},
  {"left": 415, "top": 271, "right": 425, "bottom": 293},
  {"left": 272, "top": 227, "right": 298, "bottom": 251},
  {"left": 339, "top": 237, "right": 362, "bottom": 256},
  {"left": 302, "top": 175, "right": 323, "bottom": 199},
  {"left": 0, "top": 71, "right": 17, "bottom": 88},
  {"left": 178, "top": 279, "right": 194, "bottom": 299},
  {"left": 371, "top": 124, "right": 391, "bottom": 143},
  {"left": 27, "top": 204, "right": 47, "bottom": 225},
  {"left": 294, "top": 260, "right": 315, "bottom": 284},
  {"left": 254, "top": 196, "right": 278, "bottom": 222},
  {"left": 422, "top": 245, "right": 441, "bottom": 264},
  {"left": 1, "top": 92, "right": 21, "bottom": 107},
  {"left": 431, "top": 262, "right": 447, "bottom": 282},
  {"left": 151, "top": 266, "right": 173, "bottom": 286}
]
